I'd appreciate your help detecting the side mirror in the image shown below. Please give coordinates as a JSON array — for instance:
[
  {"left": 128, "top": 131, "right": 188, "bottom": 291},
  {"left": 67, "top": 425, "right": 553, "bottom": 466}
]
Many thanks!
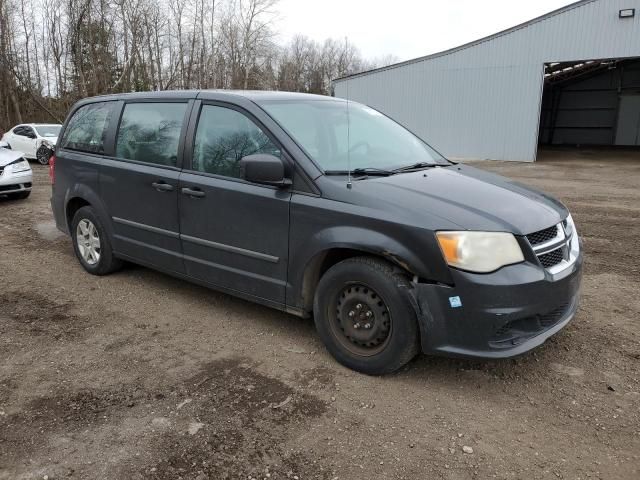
[
  {"left": 239, "top": 154, "right": 292, "bottom": 188},
  {"left": 27, "top": 132, "right": 37, "bottom": 139}
]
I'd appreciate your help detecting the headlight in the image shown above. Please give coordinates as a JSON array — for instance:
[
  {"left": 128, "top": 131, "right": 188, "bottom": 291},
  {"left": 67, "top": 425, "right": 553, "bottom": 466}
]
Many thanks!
[
  {"left": 7, "top": 159, "right": 31, "bottom": 174},
  {"left": 436, "top": 231, "right": 525, "bottom": 273}
]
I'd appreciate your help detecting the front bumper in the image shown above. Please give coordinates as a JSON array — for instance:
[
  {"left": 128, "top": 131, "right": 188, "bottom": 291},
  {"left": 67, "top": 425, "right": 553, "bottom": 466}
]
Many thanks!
[
  {"left": 0, "top": 171, "right": 33, "bottom": 194},
  {"left": 414, "top": 247, "right": 583, "bottom": 359}
]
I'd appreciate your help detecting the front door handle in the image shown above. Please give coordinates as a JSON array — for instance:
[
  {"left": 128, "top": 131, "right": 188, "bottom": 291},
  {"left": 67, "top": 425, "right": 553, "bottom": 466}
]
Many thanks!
[
  {"left": 181, "top": 187, "right": 205, "bottom": 198},
  {"left": 152, "top": 181, "right": 174, "bottom": 192}
]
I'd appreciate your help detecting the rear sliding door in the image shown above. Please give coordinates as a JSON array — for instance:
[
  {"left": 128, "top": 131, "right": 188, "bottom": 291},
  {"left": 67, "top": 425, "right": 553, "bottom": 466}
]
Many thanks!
[{"left": 100, "top": 100, "right": 192, "bottom": 273}]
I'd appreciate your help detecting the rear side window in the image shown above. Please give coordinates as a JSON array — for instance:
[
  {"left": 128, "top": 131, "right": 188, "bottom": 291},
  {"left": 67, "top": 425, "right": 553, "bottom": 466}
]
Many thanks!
[
  {"left": 14, "top": 126, "right": 34, "bottom": 137},
  {"left": 192, "top": 105, "right": 281, "bottom": 179},
  {"left": 61, "top": 102, "right": 114, "bottom": 153},
  {"left": 115, "top": 103, "right": 187, "bottom": 167}
]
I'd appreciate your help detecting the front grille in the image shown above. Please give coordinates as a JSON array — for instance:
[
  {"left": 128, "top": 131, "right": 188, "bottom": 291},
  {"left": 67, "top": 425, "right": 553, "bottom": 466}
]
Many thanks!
[
  {"left": 526, "top": 223, "right": 571, "bottom": 271},
  {"left": 526, "top": 225, "right": 559, "bottom": 246},
  {"left": 0, "top": 184, "right": 20, "bottom": 192},
  {"left": 539, "top": 248, "right": 564, "bottom": 268}
]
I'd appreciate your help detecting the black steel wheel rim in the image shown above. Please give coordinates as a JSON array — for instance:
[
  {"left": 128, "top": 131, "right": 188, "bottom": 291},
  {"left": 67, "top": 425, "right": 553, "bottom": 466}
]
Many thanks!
[{"left": 330, "top": 283, "right": 392, "bottom": 356}]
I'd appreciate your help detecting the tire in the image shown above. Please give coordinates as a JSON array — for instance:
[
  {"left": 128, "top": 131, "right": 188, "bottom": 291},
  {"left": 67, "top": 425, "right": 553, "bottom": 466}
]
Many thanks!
[
  {"left": 7, "top": 191, "right": 30, "bottom": 200},
  {"left": 36, "top": 145, "right": 52, "bottom": 165},
  {"left": 313, "top": 256, "right": 420, "bottom": 375},
  {"left": 71, "top": 206, "right": 123, "bottom": 275}
]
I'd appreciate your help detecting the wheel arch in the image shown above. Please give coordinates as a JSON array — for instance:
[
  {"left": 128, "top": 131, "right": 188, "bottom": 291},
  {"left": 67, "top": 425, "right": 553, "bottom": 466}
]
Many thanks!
[
  {"left": 64, "top": 184, "right": 113, "bottom": 236},
  {"left": 291, "top": 225, "right": 441, "bottom": 314},
  {"left": 299, "top": 246, "right": 419, "bottom": 314},
  {"left": 66, "top": 197, "right": 91, "bottom": 231}
]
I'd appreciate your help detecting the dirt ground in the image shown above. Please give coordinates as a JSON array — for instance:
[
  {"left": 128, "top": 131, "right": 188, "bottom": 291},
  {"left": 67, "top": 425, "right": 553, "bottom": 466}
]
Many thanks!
[{"left": 1, "top": 148, "right": 639, "bottom": 480}]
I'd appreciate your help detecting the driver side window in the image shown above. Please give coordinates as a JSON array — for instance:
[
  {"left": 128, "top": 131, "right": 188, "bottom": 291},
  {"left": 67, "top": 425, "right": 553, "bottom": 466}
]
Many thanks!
[{"left": 192, "top": 105, "right": 281, "bottom": 179}]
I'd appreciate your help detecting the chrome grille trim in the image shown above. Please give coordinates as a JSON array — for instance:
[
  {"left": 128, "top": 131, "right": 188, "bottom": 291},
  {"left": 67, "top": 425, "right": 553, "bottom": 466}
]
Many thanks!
[{"left": 527, "top": 219, "right": 579, "bottom": 273}]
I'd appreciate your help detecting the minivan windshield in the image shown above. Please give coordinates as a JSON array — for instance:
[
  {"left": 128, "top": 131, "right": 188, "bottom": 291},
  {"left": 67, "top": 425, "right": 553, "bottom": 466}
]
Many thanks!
[
  {"left": 259, "top": 100, "right": 448, "bottom": 172},
  {"left": 35, "top": 125, "right": 61, "bottom": 137}
]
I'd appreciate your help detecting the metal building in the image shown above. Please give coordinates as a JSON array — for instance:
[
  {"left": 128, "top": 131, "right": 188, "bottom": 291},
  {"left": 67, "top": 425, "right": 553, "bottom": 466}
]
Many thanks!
[{"left": 333, "top": 0, "right": 640, "bottom": 161}]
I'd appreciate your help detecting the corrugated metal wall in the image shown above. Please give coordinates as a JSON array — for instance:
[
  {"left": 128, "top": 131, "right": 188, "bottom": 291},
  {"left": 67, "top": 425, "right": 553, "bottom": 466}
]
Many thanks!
[{"left": 334, "top": 0, "right": 640, "bottom": 161}]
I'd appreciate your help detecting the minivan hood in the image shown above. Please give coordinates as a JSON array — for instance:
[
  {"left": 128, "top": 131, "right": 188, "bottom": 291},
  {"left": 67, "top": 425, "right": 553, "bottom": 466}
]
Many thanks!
[
  {"left": 0, "top": 148, "right": 25, "bottom": 167},
  {"left": 351, "top": 165, "right": 567, "bottom": 234}
]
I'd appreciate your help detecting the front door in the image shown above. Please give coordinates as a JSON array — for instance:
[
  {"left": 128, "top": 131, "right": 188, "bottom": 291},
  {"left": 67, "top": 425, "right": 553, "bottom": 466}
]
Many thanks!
[
  {"left": 178, "top": 103, "right": 291, "bottom": 305},
  {"left": 100, "top": 101, "right": 191, "bottom": 274}
]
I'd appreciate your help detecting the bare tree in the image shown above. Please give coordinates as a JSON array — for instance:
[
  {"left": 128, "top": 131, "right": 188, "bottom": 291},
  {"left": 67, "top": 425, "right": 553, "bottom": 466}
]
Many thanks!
[{"left": 0, "top": 0, "right": 395, "bottom": 131}]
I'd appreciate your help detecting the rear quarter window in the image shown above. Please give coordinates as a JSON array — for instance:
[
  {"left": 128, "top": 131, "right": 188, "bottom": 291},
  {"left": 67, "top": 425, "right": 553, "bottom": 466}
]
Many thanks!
[{"left": 61, "top": 102, "right": 115, "bottom": 154}]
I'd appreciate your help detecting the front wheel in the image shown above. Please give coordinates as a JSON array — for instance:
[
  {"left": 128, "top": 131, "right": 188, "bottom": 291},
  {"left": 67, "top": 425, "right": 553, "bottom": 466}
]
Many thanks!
[
  {"left": 36, "top": 145, "right": 52, "bottom": 165},
  {"left": 313, "top": 257, "right": 420, "bottom": 375},
  {"left": 71, "top": 206, "right": 123, "bottom": 275}
]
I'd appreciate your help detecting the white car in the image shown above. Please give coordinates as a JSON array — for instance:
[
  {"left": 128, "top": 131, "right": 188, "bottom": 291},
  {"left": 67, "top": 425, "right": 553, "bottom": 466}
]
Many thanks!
[
  {"left": 1, "top": 123, "right": 61, "bottom": 165},
  {"left": 0, "top": 147, "right": 32, "bottom": 199}
]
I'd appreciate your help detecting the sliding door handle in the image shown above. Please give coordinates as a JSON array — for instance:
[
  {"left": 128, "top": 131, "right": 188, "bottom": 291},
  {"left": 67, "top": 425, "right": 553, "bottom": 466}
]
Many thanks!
[
  {"left": 181, "top": 187, "right": 205, "bottom": 198},
  {"left": 151, "top": 182, "right": 174, "bottom": 192}
]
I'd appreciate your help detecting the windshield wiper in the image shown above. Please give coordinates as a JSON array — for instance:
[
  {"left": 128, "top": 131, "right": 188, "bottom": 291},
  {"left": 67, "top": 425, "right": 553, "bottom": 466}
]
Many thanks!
[
  {"left": 392, "top": 162, "right": 444, "bottom": 172},
  {"left": 325, "top": 167, "right": 396, "bottom": 177},
  {"left": 352, "top": 167, "right": 396, "bottom": 177}
]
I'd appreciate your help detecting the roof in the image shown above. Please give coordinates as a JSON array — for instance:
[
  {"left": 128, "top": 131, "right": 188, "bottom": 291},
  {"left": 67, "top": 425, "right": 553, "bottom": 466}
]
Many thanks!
[
  {"left": 17, "top": 123, "right": 62, "bottom": 127},
  {"left": 207, "top": 90, "right": 336, "bottom": 102},
  {"left": 79, "top": 90, "right": 338, "bottom": 103},
  {"left": 334, "top": 0, "right": 599, "bottom": 83}
]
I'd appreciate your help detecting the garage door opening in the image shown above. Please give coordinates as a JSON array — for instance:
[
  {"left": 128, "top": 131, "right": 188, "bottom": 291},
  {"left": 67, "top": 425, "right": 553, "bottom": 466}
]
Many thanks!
[{"left": 538, "top": 57, "right": 640, "bottom": 156}]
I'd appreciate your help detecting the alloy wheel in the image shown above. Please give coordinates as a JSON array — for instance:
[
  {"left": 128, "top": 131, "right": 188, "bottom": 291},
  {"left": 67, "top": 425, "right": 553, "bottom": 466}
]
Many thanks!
[
  {"left": 76, "top": 219, "right": 101, "bottom": 266},
  {"left": 36, "top": 146, "right": 51, "bottom": 165}
]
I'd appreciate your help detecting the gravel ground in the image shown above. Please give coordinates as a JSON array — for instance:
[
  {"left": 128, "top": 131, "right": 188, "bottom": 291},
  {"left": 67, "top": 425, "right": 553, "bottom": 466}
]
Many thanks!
[{"left": 1, "top": 148, "right": 639, "bottom": 480}]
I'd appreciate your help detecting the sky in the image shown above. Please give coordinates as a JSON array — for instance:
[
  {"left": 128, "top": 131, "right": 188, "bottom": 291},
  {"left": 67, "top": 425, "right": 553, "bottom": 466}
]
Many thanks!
[{"left": 277, "top": 0, "right": 576, "bottom": 61}]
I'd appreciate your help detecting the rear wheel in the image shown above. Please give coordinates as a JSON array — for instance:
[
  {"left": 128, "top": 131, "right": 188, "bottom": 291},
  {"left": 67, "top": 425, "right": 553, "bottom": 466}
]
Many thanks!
[
  {"left": 313, "top": 257, "right": 419, "bottom": 375},
  {"left": 71, "top": 206, "right": 122, "bottom": 275}
]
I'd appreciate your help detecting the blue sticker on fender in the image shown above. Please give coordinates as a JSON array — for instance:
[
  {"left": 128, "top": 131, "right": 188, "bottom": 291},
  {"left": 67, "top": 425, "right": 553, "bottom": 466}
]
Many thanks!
[{"left": 449, "top": 296, "right": 462, "bottom": 308}]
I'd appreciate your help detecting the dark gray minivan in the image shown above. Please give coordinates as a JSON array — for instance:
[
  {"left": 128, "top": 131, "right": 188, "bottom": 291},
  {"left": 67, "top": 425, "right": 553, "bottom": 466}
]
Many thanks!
[{"left": 50, "top": 90, "right": 583, "bottom": 374}]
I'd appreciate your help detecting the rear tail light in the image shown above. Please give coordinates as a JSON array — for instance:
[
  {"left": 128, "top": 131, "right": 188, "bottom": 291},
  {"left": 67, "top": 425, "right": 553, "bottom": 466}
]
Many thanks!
[{"left": 49, "top": 155, "right": 56, "bottom": 185}]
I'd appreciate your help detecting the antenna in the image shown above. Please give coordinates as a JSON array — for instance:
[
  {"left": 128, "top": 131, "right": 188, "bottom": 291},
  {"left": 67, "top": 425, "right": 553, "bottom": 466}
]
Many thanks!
[{"left": 346, "top": 78, "right": 352, "bottom": 190}]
